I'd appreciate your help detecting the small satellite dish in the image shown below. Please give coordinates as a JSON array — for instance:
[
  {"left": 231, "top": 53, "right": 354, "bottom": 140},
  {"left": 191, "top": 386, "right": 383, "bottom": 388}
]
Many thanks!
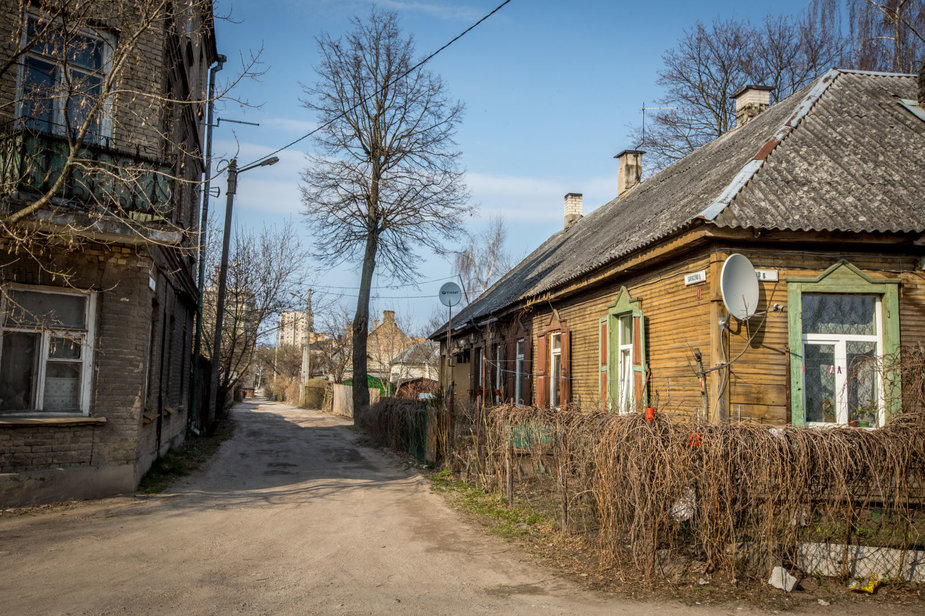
[
  {"left": 439, "top": 282, "right": 462, "bottom": 307},
  {"left": 720, "top": 254, "right": 760, "bottom": 320}
]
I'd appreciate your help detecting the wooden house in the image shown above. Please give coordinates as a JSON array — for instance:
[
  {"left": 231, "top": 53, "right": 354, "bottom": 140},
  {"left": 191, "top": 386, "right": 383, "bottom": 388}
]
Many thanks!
[{"left": 432, "top": 69, "right": 925, "bottom": 427}]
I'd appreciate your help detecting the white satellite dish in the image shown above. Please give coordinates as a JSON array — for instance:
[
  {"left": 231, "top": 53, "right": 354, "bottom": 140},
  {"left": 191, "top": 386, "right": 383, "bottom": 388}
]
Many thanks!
[
  {"left": 439, "top": 282, "right": 462, "bottom": 307},
  {"left": 720, "top": 254, "right": 760, "bottom": 320}
]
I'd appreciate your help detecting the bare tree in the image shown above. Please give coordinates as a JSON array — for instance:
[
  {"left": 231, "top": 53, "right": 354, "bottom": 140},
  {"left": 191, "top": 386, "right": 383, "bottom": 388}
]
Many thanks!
[
  {"left": 300, "top": 9, "right": 470, "bottom": 413},
  {"left": 848, "top": 0, "right": 925, "bottom": 72},
  {"left": 315, "top": 304, "right": 354, "bottom": 384},
  {"left": 637, "top": 4, "right": 846, "bottom": 170},
  {"left": 453, "top": 216, "right": 511, "bottom": 302},
  {"left": 201, "top": 222, "right": 307, "bottom": 403}
]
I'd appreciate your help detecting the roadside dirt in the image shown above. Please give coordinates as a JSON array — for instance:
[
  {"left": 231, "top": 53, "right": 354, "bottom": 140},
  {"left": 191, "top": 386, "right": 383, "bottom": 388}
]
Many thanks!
[{"left": 0, "top": 400, "right": 918, "bottom": 615}]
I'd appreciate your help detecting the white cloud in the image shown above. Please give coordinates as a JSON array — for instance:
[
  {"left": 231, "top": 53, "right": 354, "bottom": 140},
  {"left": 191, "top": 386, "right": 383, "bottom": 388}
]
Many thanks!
[
  {"left": 261, "top": 117, "right": 319, "bottom": 134},
  {"left": 372, "top": 0, "right": 484, "bottom": 21},
  {"left": 464, "top": 171, "right": 616, "bottom": 223}
]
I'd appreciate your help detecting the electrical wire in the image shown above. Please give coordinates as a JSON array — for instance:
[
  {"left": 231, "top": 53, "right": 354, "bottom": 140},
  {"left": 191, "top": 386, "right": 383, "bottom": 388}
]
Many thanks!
[{"left": 240, "top": 0, "right": 513, "bottom": 169}]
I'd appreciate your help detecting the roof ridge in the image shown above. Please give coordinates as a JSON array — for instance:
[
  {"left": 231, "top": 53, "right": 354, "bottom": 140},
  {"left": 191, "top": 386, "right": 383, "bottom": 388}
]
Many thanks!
[{"left": 697, "top": 68, "right": 843, "bottom": 222}]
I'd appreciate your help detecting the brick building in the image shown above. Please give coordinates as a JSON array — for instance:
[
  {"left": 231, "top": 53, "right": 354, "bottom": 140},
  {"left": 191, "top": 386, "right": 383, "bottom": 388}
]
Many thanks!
[{"left": 0, "top": 1, "right": 218, "bottom": 506}]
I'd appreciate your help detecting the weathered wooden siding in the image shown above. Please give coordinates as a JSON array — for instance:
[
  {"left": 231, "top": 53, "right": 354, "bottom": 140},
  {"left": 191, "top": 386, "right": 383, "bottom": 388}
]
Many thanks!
[
  {"left": 528, "top": 252, "right": 715, "bottom": 418},
  {"left": 521, "top": 244, "right": 924, "bottom": 424},
  {"left": 719, "top": 248, "right": 924, "bottom": 424}
]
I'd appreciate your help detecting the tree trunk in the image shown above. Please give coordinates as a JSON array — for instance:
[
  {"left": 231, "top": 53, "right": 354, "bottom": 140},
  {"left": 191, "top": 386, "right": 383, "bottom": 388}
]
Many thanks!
[{"left": 352, "top": 226, "right": 378, "bottom": 419}]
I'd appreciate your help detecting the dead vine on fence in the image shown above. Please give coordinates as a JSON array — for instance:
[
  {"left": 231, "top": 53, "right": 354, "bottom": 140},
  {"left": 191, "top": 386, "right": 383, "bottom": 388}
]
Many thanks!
[{"left": 361, "top": 346, "right": 925, "bottom": 583}]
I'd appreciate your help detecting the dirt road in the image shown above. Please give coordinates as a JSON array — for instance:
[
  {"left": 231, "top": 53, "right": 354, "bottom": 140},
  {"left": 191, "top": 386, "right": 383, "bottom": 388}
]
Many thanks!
[{"left": 0, "top": 400, "right": 909, "bottom": 615}]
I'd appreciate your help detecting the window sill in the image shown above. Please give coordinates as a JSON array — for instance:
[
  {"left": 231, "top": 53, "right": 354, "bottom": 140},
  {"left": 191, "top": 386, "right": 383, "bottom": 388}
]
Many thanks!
[{"left": 0, "top": 416, "right": 107, "bottom": 427}]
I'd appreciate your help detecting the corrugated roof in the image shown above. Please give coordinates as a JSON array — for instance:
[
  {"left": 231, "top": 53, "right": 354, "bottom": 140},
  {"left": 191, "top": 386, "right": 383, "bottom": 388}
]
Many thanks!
[{"left": 435, "top": 70, "right": 924, "bottom": 336}]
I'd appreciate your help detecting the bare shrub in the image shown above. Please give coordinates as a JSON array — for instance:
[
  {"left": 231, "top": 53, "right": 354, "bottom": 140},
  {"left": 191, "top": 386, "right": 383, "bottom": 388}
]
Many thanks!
[{"left": 452, "top": 390, "right": 925, "bottom": 582}]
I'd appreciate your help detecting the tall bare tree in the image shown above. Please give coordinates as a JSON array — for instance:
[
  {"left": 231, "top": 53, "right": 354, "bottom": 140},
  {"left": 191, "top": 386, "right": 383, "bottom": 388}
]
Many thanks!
[
  {"left": 637, "top": 1, "right": 923, "bottom": 171},
  {"left": 300, "top": 10, "right": 470, "bottom": 413},
  {"left": 849, "top": 0, "right": 925, "bottom": 72},
  {"left": 637, "top": 4, "right": 846, "bottom": 170},
  {"left": 201, "top": 222, "right": 307, "bottom": 403},
  {"left": 453, "top": 216, "right": 511, "bottom": 302}
]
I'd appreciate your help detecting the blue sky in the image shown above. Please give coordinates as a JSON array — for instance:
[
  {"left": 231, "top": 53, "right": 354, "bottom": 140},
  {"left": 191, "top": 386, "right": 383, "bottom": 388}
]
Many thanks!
[{"left": 211, "top": 0, "right": 810, "bottom": 332}]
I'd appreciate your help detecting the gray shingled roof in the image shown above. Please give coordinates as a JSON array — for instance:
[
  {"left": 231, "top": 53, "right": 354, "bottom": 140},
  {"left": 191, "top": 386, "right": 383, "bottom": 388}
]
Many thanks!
[
  {"left": 436, "top": 69, "right": 925, "bottom": 335},
  {"left": 391, "top": 342, "right": 439, "bottom": 366}
]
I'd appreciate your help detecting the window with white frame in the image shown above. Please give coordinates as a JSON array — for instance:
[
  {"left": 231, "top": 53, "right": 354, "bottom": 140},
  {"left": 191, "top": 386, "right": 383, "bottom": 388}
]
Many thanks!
[
  {"left": 549, "top": 332, "right": 561, "bottom": 407},
  {"left": 802, "top": 294, "right": 882, "bottom": 426},
  {"left": 494, "top": 342, "right": 502, "bottom": 405},
  {"left": 0, "top": 287, "right": 96, "bottom": 414},
  {"left": 515, "top": 338, "right": 524, "bottom": 406},
  {"left": 617, "top": 314, "right": 633, "bottom": 413},
  {"left": 19, "top": 13, "right": 112, "bottom": 142}
]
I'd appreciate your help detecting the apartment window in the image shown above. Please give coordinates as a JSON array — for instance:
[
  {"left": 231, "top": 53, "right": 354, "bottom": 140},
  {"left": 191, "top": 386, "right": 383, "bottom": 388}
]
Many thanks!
[
  {"left": 549, "top": 332, "right": 562, "bottom": 407},
  {"left": 788, "top": 261, "right": 900, "bottom": 427},
  {"left": 0, "top": 287, "right": 96, "bottom": 414},
  {"left": 515, "top": 338, "right": 524, "bottom": 405},
  {"left": 19, "top": 14, "right": 112, "bottom": 141}
]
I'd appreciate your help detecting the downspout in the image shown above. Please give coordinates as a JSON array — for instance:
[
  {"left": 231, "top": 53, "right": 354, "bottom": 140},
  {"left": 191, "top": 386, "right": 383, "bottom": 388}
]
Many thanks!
[
  {"left": 190, "top": 53, "right": 225, "bottom": 435},
  {"left": 156, "top": 298, "right": 169, "bottom": 457}
]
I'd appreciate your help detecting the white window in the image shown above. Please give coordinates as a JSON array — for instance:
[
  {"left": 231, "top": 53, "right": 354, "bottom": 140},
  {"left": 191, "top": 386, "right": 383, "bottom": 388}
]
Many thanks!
[
  {"left": 802, "top": 294, "right": 883, "bottom": 426},
  {"left": 494, "top": 342, "right": 502, "bottom": 405},
  {"left": 18, "top": 14, "right": 113, "bottom": 142},
  {"left": 0, "top": 287, "right": 96, "bottom": 414},
  {"left": 549, "top": 332, "right": 561, "bottom": 408},
  {"left": 515, "top": 338, "right": 524, "bottom": 406},
  {"left": 617, "top": 314, "right": 633, "bottom": 413}
]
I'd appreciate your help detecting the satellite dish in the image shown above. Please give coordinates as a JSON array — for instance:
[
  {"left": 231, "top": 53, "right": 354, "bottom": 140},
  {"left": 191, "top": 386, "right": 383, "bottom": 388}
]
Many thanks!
[
  {"left": 439, "top": 282, "right": 462, "bottom": 307},
  {"left": 720, "top": 254, "right": 760, "bottom": 320}
]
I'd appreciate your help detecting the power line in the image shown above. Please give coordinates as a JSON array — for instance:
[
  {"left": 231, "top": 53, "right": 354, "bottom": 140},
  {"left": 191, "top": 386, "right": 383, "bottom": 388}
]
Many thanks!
[
  {"left": 240, "top": 0, "right": 512, "bottom": 168},
  {"left": 309, "top": 274, "right": 457, "bottom": 291}
]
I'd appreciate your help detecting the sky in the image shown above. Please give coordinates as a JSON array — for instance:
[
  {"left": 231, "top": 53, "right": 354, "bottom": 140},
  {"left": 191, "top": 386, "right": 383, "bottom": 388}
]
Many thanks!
[{"left": 210, "top": 0, "right": 811, "bottom": 334}]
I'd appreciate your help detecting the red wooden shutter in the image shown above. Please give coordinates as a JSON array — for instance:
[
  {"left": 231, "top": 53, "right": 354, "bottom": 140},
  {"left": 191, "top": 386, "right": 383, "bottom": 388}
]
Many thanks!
[
  {"left": 522, "top": 333, "right": 532, "bottom": 405},
  {"left": 560, "top": 326, "right": 571, "bottom": 409},
  {"left": 535, "top": 334, "right": 548, "bottom": 408}
]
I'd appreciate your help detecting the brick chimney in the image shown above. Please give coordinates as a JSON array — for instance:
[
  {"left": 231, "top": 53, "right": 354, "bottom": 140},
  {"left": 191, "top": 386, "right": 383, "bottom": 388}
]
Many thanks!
[
  {"left": 383, "top": 310, "right": 395, "bottom": 326},
  {"left": 564, "top": 192, "right": 582, "bottom": 229},
  {"left": 733, "top": 85, "right": 772, "bottom": 128},
  {"left": 615, "top": 150, "right": 644, "bottom": 197}
]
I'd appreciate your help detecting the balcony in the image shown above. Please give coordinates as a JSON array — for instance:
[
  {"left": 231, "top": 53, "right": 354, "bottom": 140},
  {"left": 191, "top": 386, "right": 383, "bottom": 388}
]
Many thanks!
[{"left": 0, "top": 125, "right": 177, "bottom": 222}]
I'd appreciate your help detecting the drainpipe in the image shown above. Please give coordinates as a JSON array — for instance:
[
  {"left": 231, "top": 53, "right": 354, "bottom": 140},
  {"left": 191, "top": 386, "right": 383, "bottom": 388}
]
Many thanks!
[{"left": 190, "top": 53, "right": 225, "bottom": 434}]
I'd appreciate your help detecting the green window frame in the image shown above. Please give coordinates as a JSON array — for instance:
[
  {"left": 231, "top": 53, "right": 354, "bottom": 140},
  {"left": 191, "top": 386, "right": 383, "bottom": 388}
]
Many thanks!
[
  {"left": 604, "top": 287, "right": 647, "bottom": 413},
  {"left": 787, "top": 260, "right": 900, "bottom": 426}
]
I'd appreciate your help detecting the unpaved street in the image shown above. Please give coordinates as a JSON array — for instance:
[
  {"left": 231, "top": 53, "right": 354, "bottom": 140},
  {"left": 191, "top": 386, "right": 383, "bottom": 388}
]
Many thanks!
[{"left": 0, "top": 400, "right": 911, "bottom": 615}]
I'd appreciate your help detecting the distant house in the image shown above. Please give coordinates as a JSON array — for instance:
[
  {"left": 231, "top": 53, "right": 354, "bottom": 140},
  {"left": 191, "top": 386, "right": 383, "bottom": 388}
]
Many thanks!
[
  {"left": 432, "top": 69, "right": 925, "bottom": 427},
  {"left": 0, "top": 1, "right": 217, "bottom": 505},
  {"left": 389, "top": 342, "right": 439, "bottom": 387},
  {"left": 367, "top": 310, "right": 414, "bottom": 381}
]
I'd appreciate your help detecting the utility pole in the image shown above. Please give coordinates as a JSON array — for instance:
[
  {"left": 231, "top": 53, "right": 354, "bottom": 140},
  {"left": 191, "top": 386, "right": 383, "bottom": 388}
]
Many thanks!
[
  {"left": 300, "top": 289, "right": 313, "bottom": 406},
  {"left": 206, "top": 155, "right": 279, "bottom": 429}
]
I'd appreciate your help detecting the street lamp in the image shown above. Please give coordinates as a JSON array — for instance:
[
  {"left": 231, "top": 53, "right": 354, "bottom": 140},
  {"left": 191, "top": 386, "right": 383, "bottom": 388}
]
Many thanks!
[{"left": 207, "top": 156, "right": 279, "bottom": 428}]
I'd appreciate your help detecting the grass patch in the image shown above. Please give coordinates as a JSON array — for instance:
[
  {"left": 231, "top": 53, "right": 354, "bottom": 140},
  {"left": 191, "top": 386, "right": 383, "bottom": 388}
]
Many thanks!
[
  {"left": 138, "top": 418, "right": 234, "bottom": 494},
  {"left": 429, "top": 471, "right": 547, "bottom": 539}
]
